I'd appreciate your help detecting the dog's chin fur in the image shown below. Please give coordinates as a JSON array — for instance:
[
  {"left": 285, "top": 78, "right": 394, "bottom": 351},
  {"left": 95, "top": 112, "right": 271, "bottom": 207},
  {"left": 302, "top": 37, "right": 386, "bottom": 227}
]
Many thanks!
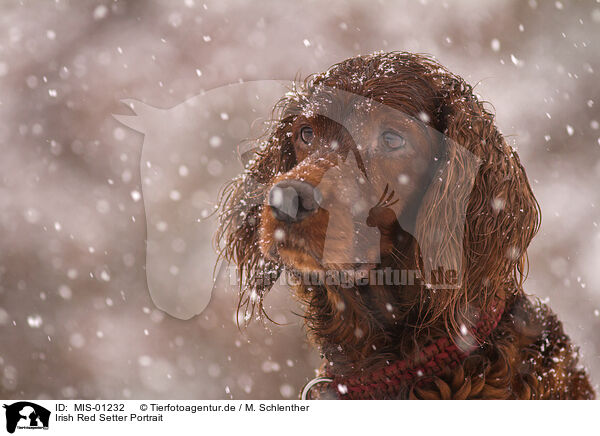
[
  {"left": 277, "top": 247, "right": 323, "bottom": 273},
  {"left": 275, "top": 245, "right": 379, "bottom": 275}
]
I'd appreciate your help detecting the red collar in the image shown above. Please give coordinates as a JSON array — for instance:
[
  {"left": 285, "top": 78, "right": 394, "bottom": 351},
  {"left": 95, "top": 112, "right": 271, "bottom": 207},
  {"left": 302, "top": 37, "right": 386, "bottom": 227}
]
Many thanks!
[{"left": 307, "top": 299, "right": 506, "bottom": 400}]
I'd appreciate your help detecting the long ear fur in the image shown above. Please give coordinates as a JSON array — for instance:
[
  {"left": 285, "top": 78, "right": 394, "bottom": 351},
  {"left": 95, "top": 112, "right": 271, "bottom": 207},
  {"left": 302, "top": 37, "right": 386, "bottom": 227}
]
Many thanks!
[
  {"left": 216, "top": 112, "right": 296, "bottom": 324},
  {"left": 414, "top": 73, "right": 541, "bottom": 336},
  {"left": 415, "top": 135, "right": 481, "bottom": 291}
]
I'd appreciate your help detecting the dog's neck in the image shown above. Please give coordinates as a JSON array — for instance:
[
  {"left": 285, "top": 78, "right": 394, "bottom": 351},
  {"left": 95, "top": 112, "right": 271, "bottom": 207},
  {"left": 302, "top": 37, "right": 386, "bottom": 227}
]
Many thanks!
[
  {"left": 295, "top": 223, "right": 436, "bottom": 376},
  {"left": 296, "top": 271, "right": 507, "bottom": 379},
  {"left": 297, "top": 278, "right": 437, "bottom": 377}
]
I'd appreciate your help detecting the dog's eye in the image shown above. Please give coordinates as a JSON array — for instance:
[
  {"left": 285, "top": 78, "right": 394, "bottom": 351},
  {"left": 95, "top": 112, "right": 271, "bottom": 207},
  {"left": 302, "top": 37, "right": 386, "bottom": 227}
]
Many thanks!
[
  {"left": 300, "top": 126, "right": 314, "bottom": 145},
  {"left": 381, "top": 131, "right": 406, "bottom": 151}
]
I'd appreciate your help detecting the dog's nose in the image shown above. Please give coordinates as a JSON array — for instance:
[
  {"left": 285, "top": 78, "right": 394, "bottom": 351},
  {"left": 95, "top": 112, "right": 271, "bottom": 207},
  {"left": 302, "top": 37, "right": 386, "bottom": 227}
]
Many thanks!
[{"left": 268, "top": 180, "right": 322, "bottom": 223}]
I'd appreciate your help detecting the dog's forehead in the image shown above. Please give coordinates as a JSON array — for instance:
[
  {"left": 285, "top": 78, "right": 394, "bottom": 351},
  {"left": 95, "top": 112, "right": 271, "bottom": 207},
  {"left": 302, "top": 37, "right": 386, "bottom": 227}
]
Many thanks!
[{"left": 296, "top": 85, "right": 427, "bottom": 132}]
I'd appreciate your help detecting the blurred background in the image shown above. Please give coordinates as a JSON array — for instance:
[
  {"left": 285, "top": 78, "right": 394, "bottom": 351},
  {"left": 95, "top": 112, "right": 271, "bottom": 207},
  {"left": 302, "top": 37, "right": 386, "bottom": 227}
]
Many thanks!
[{"left": 0, "top": 0, "right": 599, "bottom": 399}]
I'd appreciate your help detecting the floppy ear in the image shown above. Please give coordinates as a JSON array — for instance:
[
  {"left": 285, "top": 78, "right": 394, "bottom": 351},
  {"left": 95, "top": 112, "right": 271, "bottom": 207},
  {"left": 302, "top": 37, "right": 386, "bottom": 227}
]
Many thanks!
[
  {"left": 216, "top": 115, "right": 296, "bottom": 323},
  {"left": 414, "top": 133, "right": 481, "bottom": 292},
  {"left": 414, "top": 76, "right": 541, "bottom": 332}
]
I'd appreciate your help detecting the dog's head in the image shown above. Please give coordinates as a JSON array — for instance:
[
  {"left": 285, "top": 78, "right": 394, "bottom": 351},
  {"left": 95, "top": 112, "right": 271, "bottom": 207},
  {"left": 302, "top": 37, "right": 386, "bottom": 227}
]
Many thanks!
[{"left": 217, "top": 52, "right": 540, "bottom": 332}]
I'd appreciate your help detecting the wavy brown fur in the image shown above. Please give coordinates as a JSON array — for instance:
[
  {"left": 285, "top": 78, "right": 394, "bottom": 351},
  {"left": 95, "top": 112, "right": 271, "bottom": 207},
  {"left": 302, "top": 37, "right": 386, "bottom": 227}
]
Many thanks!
[{"left": 216, "top": 52, "right": 595, "bottom": 399}]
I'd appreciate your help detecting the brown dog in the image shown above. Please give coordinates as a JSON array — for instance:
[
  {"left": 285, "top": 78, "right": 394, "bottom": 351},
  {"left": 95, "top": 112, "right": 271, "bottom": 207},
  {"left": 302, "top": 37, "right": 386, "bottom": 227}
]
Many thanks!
[{"left": 217, "top": 52, "right": 595, "bottom": 399}]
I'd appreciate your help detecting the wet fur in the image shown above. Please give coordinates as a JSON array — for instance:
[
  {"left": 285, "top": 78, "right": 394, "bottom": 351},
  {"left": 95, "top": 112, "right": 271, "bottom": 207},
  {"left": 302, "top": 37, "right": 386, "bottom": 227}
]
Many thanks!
[{"left": 216, "top": 52, "right": 595, "bottom": 399}]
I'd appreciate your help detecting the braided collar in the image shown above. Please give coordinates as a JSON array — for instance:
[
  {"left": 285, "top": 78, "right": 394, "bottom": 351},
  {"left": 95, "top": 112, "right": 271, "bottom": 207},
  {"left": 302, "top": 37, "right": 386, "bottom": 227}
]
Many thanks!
[{"left": 303, "top": 298, "right": 506, "bottom": 400}]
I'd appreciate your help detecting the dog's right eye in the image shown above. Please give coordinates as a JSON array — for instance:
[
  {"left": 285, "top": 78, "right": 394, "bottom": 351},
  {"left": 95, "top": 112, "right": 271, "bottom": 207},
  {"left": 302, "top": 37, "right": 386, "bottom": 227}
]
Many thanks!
[{"left": 300, "top": 126, "right": 314, "bottom": 145}]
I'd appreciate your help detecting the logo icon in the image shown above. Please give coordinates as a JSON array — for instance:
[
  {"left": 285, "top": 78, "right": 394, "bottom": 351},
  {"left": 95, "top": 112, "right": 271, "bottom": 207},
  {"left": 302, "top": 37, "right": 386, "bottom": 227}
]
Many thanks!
[{"left": 3, "top": 402, "right": 50, "bottom": 434}]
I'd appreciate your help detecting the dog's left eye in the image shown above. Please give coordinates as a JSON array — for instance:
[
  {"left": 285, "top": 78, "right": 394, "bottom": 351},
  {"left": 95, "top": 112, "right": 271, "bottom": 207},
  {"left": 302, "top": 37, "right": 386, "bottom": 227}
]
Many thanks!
[
  {"left": 381, "top": 131, "right": 406, "bottom": 151},
  {"left": 300, "top": 126, "right": 314, "bottom": 145}
]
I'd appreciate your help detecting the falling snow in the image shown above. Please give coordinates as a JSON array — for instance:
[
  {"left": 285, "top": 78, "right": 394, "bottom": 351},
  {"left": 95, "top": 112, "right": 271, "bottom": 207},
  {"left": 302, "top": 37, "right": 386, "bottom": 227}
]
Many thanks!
[{"left": 0, "top": 0, "right": 597, "bottom": 401}]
